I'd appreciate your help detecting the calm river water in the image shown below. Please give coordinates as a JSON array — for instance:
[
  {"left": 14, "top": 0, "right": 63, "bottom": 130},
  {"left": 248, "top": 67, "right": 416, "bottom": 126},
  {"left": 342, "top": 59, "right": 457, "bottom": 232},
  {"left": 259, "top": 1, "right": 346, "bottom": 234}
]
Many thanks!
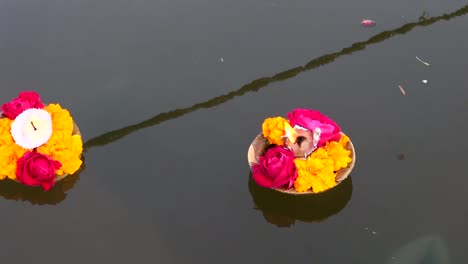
[{"left": 0, "top": 1, "right": 467, "bottom": 263}]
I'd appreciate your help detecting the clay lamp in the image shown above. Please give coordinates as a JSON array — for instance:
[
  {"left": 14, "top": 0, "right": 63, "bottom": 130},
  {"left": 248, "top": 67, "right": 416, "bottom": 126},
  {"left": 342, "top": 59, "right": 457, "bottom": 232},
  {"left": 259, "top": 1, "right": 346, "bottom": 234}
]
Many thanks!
[{"left": 283, "top": 122, "right": 321, "bottom": 159}]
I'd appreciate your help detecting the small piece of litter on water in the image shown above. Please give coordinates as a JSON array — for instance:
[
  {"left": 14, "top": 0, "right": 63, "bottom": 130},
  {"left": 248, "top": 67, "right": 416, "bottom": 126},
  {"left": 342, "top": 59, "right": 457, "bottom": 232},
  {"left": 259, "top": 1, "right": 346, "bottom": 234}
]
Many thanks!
[
  {"left": 397, "top": 153, "right": 405, "bottom": 160},
  {"left": 415, "top": 56, "right": 430, "bottom": 66},
  {"left": 361, "top": 19, "right": 376, "bottom": 27},
  {"left": 364, "top": 227, "right": 378, "bottom": 235},
  {"left": 422, "top": 80, "right": 428, "bottom": 84},
  {"left": 398, "top": 85, "right": 406, "bottom": 95},
  {"left": 220, "top": 57, "right": 224, "bottom": 62}
]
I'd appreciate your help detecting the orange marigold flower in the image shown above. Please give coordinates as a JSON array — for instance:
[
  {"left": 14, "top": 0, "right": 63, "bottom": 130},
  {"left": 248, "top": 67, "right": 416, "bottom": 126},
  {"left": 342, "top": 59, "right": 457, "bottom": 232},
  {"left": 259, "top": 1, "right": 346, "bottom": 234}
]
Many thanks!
[
  {"left": 262, "top": 117, "right": 288, "bottom": 145},
  {"left": 0, "top": 118, "right": 27, "bottom": 179},
  {"left": 37, "top": 104, "right": 83, "bottom": 176},
  {"left": 338, "top": 134, "right": 350, "bottom": 146}
]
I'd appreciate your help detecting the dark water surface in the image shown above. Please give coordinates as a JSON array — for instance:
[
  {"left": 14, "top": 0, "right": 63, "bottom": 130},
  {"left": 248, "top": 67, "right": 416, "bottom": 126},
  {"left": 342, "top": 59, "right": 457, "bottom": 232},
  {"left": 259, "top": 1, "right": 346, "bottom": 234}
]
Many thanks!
[{"left": 0, "top": 1, "right": 467, "bottom": 263}]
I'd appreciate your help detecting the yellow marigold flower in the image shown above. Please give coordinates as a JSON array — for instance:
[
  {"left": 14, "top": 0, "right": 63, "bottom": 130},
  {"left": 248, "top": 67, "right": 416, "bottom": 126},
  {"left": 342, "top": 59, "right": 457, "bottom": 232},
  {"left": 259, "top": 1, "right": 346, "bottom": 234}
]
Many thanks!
[
  {"left": 324, "top": 141, "right": 352, "bottom": 171},
  {"left": 293, "top": 133, "right": 354, "bottom": 192},
  {"left": 44, "top": 104, "right": 74, "bottom": 135},
  {"left": 339, "top": 134, "right": 350, "bottom": 146},
  {"left": 262, "top": 117, "right": 288, "bottom": 145},
  {"left": 310, "top": 147, "right": 329, "bottom": 160},
  {"left": 0, "top": 118, "right": 27, "bottom": 179},
  {"left": 294, "top": 159, "right": 312, "bottom": 192},
  {"left": 37, "top": 104, "right": 83, "bottom": 176},
  {"left": 0, "top": 118, "right": 11, "bottom": 140},
  {"left": 293, "top": 153, "right": 337, "bottom": 193},
  {"left": 294, "top": 169, "right": 314, "bottom": 192}
]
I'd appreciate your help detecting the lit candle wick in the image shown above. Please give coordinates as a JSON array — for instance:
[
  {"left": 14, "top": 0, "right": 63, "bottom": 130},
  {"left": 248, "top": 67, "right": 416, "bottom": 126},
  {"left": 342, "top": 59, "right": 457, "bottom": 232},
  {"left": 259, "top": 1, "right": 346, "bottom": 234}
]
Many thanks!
[{"left": 31, "top": 121, "right": 37, "bottom": 131}]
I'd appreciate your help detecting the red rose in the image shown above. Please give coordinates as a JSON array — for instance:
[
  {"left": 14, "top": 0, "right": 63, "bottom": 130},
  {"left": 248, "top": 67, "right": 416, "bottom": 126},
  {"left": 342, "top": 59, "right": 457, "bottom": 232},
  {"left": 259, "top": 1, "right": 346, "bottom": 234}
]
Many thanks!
[
  {"left": 1, "top": 91, "right": 44, "bottom": 119},
  {"left": 16, "top": 151, "right": 62, "bottom": 191},
  {"left": 252, "top": 146, "right": 298, "bottom": 189},
  {"left": 287, "top": 108, "right": 341, "bottom": 147}
]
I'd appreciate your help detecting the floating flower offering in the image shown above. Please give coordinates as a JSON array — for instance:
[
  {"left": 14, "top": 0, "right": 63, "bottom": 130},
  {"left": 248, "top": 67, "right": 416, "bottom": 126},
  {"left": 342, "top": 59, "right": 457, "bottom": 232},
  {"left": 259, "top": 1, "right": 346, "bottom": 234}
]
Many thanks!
[
  {"left": 0, "top": 91, "right": 83, "bottom": 191},
  {"left": 247, "top": 109, "right": 355, "bottom": 194}
]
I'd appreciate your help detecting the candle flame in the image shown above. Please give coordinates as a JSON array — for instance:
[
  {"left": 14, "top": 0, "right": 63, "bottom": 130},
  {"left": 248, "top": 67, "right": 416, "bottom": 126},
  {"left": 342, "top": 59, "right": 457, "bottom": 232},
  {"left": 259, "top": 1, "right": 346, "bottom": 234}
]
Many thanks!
[{"left": 284, "top": 122, "right": 298, "bottom": 143}]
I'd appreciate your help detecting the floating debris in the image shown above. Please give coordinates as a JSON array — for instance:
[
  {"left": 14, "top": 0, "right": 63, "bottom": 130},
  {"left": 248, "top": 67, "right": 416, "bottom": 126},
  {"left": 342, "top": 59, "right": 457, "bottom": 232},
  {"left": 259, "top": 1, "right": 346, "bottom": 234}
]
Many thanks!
[
  {"left": 415, "top": 56, "right": 431, "bottom": 66},
  {"left": 422, "top": 80, "right": 428, "bottom": 84},
  {"left": 220, "top": 57, "right": 224, "bottom": 63},
  {"left": 361, "top": 19, "right": 376, "bottom": 27},
  {"left": 398, "top": 85, "right": 406, "bottom": 95},
  {"left": 364, "top": 227, "right": 378, "bottom": 236}
]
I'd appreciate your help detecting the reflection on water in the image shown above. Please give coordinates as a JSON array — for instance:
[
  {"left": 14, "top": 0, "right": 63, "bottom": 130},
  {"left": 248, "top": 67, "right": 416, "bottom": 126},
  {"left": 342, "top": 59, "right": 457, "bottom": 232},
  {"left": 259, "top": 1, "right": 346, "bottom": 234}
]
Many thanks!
[
  {"left": 83, "top": 6, "right": 468, "bottom": 150},
  {"left": 386, "top": 235, "right": 450, "bottom": 264},
  {"left": 0, "top": 157, "right": 85, "bottom": 205},
  {"left": 248, "top": 174, "right": 353, "bottom": 227},
  {"left": 1, "top": 5, "right": 467, "bottom": 209}
]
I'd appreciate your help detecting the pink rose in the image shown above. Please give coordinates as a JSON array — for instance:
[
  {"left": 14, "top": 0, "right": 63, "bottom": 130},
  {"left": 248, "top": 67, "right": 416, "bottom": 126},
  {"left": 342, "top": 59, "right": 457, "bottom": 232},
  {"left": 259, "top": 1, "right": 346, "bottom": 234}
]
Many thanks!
[
  {"left": 16, "top": 151, "right": 62, "bottom": 191},
  {"left": 287, "top": 108, "right": 341, "bottom": 147},
  {"left": 1, "top": 91, "right": 44, "bottom": 119},
  {"left": 252, "top": 146, "right": 298, "bottom": 189}
]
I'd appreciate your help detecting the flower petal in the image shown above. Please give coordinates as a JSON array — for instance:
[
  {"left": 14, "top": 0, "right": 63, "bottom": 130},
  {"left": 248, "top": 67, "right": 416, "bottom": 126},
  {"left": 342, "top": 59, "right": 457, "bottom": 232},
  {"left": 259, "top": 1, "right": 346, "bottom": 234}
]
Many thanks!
[{"left": 252, "top": 165, "right": 273, "bottom": 188}]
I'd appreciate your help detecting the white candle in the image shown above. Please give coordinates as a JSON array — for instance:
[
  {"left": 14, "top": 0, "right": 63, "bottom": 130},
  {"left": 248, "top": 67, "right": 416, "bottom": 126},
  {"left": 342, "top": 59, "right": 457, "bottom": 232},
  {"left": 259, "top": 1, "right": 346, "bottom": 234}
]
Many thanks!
[{"left": 10, "top": 108, "right": 53, "bottom": 149}]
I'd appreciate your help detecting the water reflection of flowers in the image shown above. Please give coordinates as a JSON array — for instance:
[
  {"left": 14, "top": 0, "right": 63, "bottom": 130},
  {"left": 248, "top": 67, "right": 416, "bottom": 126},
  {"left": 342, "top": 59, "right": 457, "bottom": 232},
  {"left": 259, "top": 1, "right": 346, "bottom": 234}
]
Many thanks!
[
  {"left": 249, "top": 175, "right": 353, "bottom": 226},
  {"left": 252, "top": 108, "right": 353, "bottom": 193},
  {"left": 0, "top": 161, "right": 84, "bottom": 205},
  {"left": 0, "top": 91, "right": 83, "bottom": 191}
]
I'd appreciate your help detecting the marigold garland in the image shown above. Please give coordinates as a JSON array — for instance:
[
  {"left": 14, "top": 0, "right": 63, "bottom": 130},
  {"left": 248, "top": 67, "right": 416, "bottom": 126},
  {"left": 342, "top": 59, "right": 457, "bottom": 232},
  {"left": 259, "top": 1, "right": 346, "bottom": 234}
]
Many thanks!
[{"left": 262, "top": 116, "right": 288, "bottom": 145}]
